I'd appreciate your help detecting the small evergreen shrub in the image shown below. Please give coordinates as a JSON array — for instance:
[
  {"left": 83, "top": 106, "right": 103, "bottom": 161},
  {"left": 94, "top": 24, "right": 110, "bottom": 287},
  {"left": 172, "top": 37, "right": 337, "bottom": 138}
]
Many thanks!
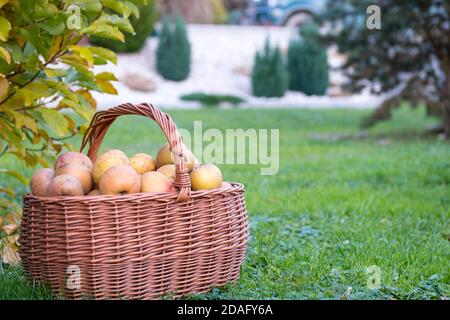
[
  {"left": 251, "top": 39, "right": 289, "bottom": 98},
  {"left": 156, "top": 16, "right": 191, "bottom": 81},
  {"left": 90, "top": 1, "right": 156, "bottom": 53},
  {"left": 288, "top": 23, "right": 329, "bottom": 96},
  {"left": 181, "top": 92, "right": 245, "bottom": 107}
]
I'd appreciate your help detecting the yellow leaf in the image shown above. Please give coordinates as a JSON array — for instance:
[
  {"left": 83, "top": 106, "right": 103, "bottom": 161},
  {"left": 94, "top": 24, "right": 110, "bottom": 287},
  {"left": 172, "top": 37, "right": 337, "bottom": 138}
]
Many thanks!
[
  {"left": 95, "top": 71, "right": 117, "bottom": 81},
  {"left": 0, "top": 46, "right": 10, "bottom": 64},
  {"left": 47, "top": 35, "right": 63, "bottom": 61},
  {"left": 68, "top": 45, "right": 94, "bottom": 67},
  {"left": 0, "top": 187, "right": 15, "bottom": 197},
  {"left": 36, "top": 155, "right": 50, "bottom": 167},
  {"left": 0, "top": 16, "right": 11, "bottom": 41},
  {"left": 0, "top": 0, "right": 9, "bottom": 9},
  {"left": 95, "top": 79, "right": 118, "bottom": 94},
  {"left": 10, "top": 110, "right": 38, "bottom": 133},
  {"left": 0, "top": 76, "right": 8, "bottom": 99},
  {"left": 76, "top": 89, "right": 97, "bottom": 109},
  {"left": 0, "top": 169, "right": 27, "bottom": 185}
]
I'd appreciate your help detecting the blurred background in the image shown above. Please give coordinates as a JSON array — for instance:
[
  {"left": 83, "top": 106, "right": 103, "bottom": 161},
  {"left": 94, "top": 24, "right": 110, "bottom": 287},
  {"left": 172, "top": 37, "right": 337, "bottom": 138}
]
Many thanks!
[{"left": 90, "top": 0, "right": 378, "bottom": 111}]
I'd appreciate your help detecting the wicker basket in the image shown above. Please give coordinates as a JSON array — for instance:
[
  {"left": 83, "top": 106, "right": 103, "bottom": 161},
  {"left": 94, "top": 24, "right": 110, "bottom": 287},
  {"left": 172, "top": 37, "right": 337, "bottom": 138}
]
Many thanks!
[{"left": 20, "top": 103, "right": 248, "bottom": 299}]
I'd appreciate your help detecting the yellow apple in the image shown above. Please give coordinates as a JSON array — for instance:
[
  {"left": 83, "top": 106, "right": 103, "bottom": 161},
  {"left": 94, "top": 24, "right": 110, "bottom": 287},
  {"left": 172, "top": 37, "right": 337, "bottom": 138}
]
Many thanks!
[
  {"left": 156, "top": 143, "right": 196, "bottom": 171},
  {"left": 141, "top": 171, "right": 174, "bottom": 193},
  {"left": 92, "top": 149, "right": 129, "bottom": 184},
  {"left": 129, "top": 153, "right": 156, "bottom": 174},
  {"left": 157, "top": 164, "right": 176, "bottom": 182},
  {"left": 190, "top": 164, "right": 223, "bottom": 191},
  {"left": 99, "top": 164, "right": 140, "bottom": 195}
]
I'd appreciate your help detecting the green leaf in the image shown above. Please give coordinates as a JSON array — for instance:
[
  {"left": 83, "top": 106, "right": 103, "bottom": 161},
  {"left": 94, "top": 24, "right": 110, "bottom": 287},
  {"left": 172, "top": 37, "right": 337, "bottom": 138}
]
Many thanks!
[
  {"left": 39, "top": 15, "right": 66, "bottom": 35},
  {"left": 90, "top": 46, "right": 117, "bottom": 64},
  {"left": 44, "top": 68, "right": 68, "bottom": 77},
  {"left": 82, "top": 21, "right": 125, "bottom": 42},
  {"left": 57, "top": 97, "right": 92, "bottom": 121},
  {"left": 102, "top": 0, "right": 131, "bottom": 18},
  {"left": 124, "top": 1, "right": 139, "bottom": 18},
  {"left": 6, "top": 43, "right": 24, "bottom": 63},
  {"left": 36, "top": 107, "right": 68, "bottom": 137},
  {"left": 15, "top": 81, "right": 53, "bottom": 106},
  {"left": 19, "top": 0, "right": 36, "bottom": 22},
  {"left": 44, "top": 80, "right": 78, "bottom": 101},
  {"left": 0, "top": 16, "right": 11, "bottom": 41},
  {"left": 104, "top": 15, "right": 134, "bottom": 34},
  {"left": 75, "top": 94, "right": 94, "bottom": 120},
  {"left": 0, "top": 169, "right": 27, "bottom": 185}
]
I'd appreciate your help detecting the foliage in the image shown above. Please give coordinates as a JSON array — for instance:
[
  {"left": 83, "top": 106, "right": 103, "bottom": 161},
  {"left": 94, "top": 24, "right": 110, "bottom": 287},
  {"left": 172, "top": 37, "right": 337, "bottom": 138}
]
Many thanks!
[
  {"left": 0, "top": 0, "right": 139, "bottom": 265},
  {"left": 90, "top": 1, "right": 156, "bottom": 53},
  {"left": 251, "top": 39, "right": 288, "bottom": 98},
  {"left": 1, "top": 107, "right": 449, "bottom": 299},
  {"left": 324, "top": 0, "right": 450, "bottom": 137},
  {"left": 180, "top": 92, "right": 245, "bottom": 107},
  {"left": 288, "top": 23, "right": 328, "bottom": 96},
  {"left": 211, "top": 0, "right": 228, "bottom": 24},
  {"left": 156, "top": 15, "right": 191, "bottom": 81}
]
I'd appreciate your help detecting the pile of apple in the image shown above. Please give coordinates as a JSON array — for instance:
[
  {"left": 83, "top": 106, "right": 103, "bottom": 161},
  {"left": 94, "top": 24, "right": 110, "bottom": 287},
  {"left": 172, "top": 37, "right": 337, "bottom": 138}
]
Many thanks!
[{"left": 30, "top": 143, "right": 228, "bottom": 197}]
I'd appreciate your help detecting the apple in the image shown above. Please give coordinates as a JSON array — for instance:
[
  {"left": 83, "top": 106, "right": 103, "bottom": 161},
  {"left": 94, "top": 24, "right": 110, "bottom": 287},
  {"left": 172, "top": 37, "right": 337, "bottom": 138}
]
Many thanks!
[
  {"left": 46, "top": 174, "right": 84, "bottom": 196},
  {"left": 92, "top": 149, "right": 129, "bottom": 184},
  {"left": 141, "top": 171, "right": 174, "bottom": 193},
  {"left": 157, "top": 164, "right": 176, "bottom": 182},
  {"left": 190, "top": 164, "right": 223, "bottom": 191},
  {"left": 129, "top": 153, "right": 156, "bottom": 175},
  {"left": 87, "top": 189, "right": 100, "bottom": 196},
  {"left": 30, "top": 168, "right": 55, "bottom": 196},
  {"left": 56, "top": 164, "right": 93, "bottom": 194},
  {"left": 156, "top": 143, "right": 196, "bottom": 171},
  {"left": 55, "top": 152, "right": 92, "bottom": 171},
  {"left": 99, "top": 164, "right": 140, "bottom": 195}
]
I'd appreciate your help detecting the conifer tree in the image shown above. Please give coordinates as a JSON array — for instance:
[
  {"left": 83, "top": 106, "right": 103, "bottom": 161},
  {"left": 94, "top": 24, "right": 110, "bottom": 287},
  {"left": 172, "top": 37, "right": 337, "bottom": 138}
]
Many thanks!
[
  {"left": 156, "top": 15, "right": 191, "bottom": 81},
  {"left": 251, "top": 39, "right": 289, "bottom": 97}
]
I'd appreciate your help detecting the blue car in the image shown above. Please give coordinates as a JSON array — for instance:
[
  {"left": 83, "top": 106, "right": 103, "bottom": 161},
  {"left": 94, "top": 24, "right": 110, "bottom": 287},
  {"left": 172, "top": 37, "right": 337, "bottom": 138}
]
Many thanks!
[{"left": 246, "top": 0, "right": 325, "bottom": 26}]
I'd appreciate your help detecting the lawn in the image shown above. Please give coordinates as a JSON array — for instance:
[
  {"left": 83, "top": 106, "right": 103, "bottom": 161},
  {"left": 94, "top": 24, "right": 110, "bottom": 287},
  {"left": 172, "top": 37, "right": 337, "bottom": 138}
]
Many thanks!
[{"left": 1, "top": 106, "right": 449, "bottom": 300}]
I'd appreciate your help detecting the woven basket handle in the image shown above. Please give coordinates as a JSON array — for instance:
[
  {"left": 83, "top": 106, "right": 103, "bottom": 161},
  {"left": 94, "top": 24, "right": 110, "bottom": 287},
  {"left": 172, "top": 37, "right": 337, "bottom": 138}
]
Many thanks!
[{"left": 80, "top": 102, "right": 191, "bottom": 202}]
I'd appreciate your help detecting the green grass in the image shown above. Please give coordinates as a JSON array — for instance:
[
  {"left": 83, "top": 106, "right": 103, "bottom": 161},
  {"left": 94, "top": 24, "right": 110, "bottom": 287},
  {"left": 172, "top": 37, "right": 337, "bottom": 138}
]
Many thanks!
[{"left": 1, "top": 106, "right": 449, "bottom": 300}]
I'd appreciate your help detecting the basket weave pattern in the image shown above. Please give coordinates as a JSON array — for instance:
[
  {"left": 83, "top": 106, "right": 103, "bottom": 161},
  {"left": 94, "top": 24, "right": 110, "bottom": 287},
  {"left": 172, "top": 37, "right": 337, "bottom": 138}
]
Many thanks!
[{"left": 20, "top": 103, "right": 248, "bottom": 299}]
